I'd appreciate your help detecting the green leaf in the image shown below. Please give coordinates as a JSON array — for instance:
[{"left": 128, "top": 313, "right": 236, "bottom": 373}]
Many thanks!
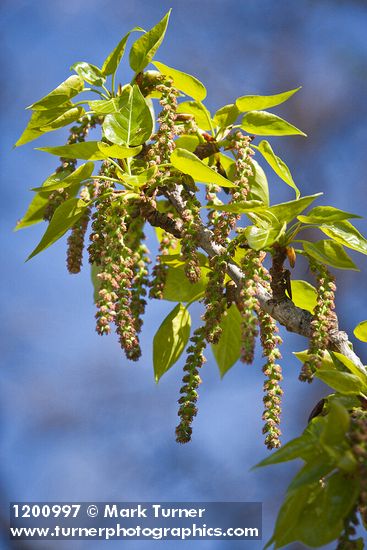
[
  {"left": 212, "top": 305, "right": 242, "bottom": 377},
  {"left": 256, "top": 140, "right": 300, "bottom": 197},
  {"left": 15, "top": 105, "right": 85, "bottom": 147},
  {"left": 298, "top": 205, "right": 362, "bottom": 224},
  {"left": 32, "top": 162, "right": 94, "bottom": 192},
  {"left": 293, "top": 349, "right": 335, "bottom": 370},
  {"left": 203, "top": 200, "right": 263, "bottom": 214},
  {"left": 175, "top": 135, "right": 200, "bottom": 152},
  {"left": 316, "top": 370, "right": 364, "bottom": 394},
  {"left": 97, "top": 142, "right": 142, "bottom": 159},
  {"left": 152, "top": 61, "right": 207, "bottom": 102},
  {"left": 302, "top": 240, "right": 359, "bottom": 271},
  {"left": 176, "top": 101, "right": 213, "bottom": 131},
  {"left": 321, "top": 400, "right": 350, "bottom": 447},
  {"left": 117, "top": 166, "right": 157, "bottom": 187},
  {"left": 287, "top": 457, "right": 335, "bottom": 491},
  {"left": 27, "top": 75, "right": 84, "bottom": 111},
  {"left": 236, "top": 87, "right": 301, "bottom": 112},
  {"left": 241, "top": 111, "right": 306, "bottom": 136},
  {"left": 354, "top": 320, "right": 367, "bottom": 343},
  {"left": 257, "top": 194, "right": 321, "bottom": 224},
  {"left": 294, "top": 472, "right": 359, "bottom": 547},
  {"left": 36, "top": 141, "right": 141, "bottom": 160},
  {"left": 247, "top": 159, "right": 269, "bottom": 205},
  {"left": 213, "top": 103, "right": 239, "bottom": 128},
  {"left": 245, "top": 223, "right": 286, "bottom": 251},
  {"left": 290, "top": 280, "right": 317, "bottom": 313},
  {"left": 270, "top": 485, "right": 311, "bottom": 548},
  {"left": 171, "top": 148, "right": 235, "bottom": 188},
  {"left": 255, "top": 435, "right": 315, "bottom": 468},
  {"left": 27, "top": 198, "right": 89, "bottom": 260},
  {"left": 129, "top": 10, "right": 171, "bottom": 73},
  {"left": 162, "top": 263, "right": 208, "bottom": 302},
  {"left": 15, "top": 169, "right": 81, "bottom": 230},
  {"left": 87, "top": 94, "right": 129, "bottom": 114},
  {"left": 321, "top": 220, "right": 367, "bottom": 256},
  {"left": 330, "top": 351, "right": 367, "bottom": 385},
  {"left": 101, "top": 27, "right": 144, "bottom": 75},
  {"left": 153, "top": 303, "right": 191, "bottom": 382},
  {"left": 102, "top": 85, "right": 153, "bottom": 146},
  {"left": 71, "top": 62, "right": 105, "bottom": 86}
]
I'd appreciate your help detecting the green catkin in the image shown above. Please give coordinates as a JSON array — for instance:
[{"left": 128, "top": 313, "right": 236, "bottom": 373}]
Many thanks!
[
  {"left": 300, "top": 259, "right": 337, "bottom": 382},
  {"left": 149, "top": 230, "right": 178, "bottom": 299},
  {"left": 180, "top": 188, "right": 202, "bottom": 283},
  {"left": 202, "top": 255, "right": 228, "bottom": 344},
  {"left": 258, "top": 308, "right": 283, "bottom": 449},
  {"left": 238, "top": 250, "right": 261, "bottom": 364},
  {"left": 175, "top": 327, "right": 206, "bottom": 444},
  {"left": 88, "top": 183, "right": 142, "bottom": 360},
  {"left": 66, "top": 187, "right": 91, "bottom": 274}
]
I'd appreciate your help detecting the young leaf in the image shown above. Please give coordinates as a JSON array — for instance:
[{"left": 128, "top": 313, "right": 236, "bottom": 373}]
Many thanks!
[
  {"left": 302, "top": 240, "right": 359, "bottom": 271},
  {"left": 27, "top": 198, "right": 89, "bottom": 260},
  {"left": 153, "top": 303, "right": 191, "bottom": 382},
  {"left": 212, "top": 305, "right": 242, "bottom": 377},
  {"left": 255, "top": 140, "right": 300, "bottom": 197},
  {"left": 330, "top": 351, "right": 367, "bottom": 385},
  {"left": 117, "top": 166, "right": 157, "bottom": 187},
  {"left": 213, "top": 104, "right": 240, "bottom": 128},
  {"left": 257, "top": 194, "right": 322, "bottom": 224},
  {"left": 175, "top": 135, "right": 200, "bottom": 152},
  {"left": 315, "top": 370, "right": 364, "bottom": 394},
  {"left": 241, "top": 111, "right": 306, "bottom": 136},
  {"left": 290, "top": 280, "right": 317, "bottom": 313},
  {"left": 15, "top": 192, "right": 52, "bottom": 231},
  {"left": 152, "top": 61, "right": 207, "bottom": 101},
  {"left": 15, "top": 105, "right": 84, "bottom": 147},
  {"left": 320, "top": 220, "right": 367, "bottom": 256},
  {"left": 236, "top": 87, "right": 301, "bottom": 112},
  {"left": 293, "top": 473, "right": 359, "bottom": 547},
  {"left": 320, "top": 400, "right": 350, "bottom": 447},
  {"left": 298, "top": 205, "right": 362, "bottom": 224},
  {"left": 36, "top": 141, "right": 106, "bottom": 160},
  {"left": 102, "top": 85, "right": 153, "bottom": 146},
  {"left": 255, "top": 435, "right": 315, "bottom": 468},
  {"left": 176, "top": 101, "right": 213, "bottom": 131},
  {"left": 162, "top": 263, "right": 208, "bottom": 302},
  {"left": 36, "top": 141, "right": 141, "bottom": 160},
  {"left": 171, "top": 148, "right": 235, "bottom": 187},
  {"left": 245, "top": 223, "right": 286, "bottom": 250},
  {"left": 32, "top": 162, "right": 94, "bottom": 192},
  {"left": 27, "top": 75, "right": 84, "bottom": 111},
  {"left": 354, "top": 320, "right": 367, "bottom": 343},
  {"left": 101, "top": 27, "right": 144, "bottom": 76},
  {"left": 247, "top": 159, "right": 269, "bottom": 205},
  {"left": 129, "top": 10, "right": 171, "bottom": 73},
  {"left": 87, "top": 93, "right": 132, "bottom": 114},
  {"left": 97, "top": 142, "right": 142, "bottom": 159},
  {"left": 71, "top": 62, "right": 106, "bottom": 86},
  {"left": 287, "top": 457, "right": 335, "bottom": 491}
]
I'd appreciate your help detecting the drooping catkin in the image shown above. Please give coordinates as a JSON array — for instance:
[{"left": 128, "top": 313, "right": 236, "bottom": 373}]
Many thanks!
[{"left": 300, "top": 259, "right": 337, "bottom": 382}]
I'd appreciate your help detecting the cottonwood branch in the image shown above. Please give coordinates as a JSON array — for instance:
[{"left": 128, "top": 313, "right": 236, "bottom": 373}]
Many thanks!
[{"left": 156, "top": 183, "right": 366, "bottom": 375}]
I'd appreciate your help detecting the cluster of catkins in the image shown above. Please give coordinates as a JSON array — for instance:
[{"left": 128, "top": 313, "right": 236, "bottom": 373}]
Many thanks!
[
  {"left": 40, "top": 79, "right": 343, "bottom": 451},
  {"left": 175, "top": 131, "right": 283, "bottom": 448}
]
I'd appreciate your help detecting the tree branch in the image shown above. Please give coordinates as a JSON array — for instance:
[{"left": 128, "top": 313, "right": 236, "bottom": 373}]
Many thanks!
[{"left": 160, "top": 183, "right": 366, "bottom": 375}]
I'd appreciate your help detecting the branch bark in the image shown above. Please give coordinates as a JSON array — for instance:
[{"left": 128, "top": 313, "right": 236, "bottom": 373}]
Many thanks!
[{"left": 160, "top": 183, "right": 366, "bottom": 376}]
